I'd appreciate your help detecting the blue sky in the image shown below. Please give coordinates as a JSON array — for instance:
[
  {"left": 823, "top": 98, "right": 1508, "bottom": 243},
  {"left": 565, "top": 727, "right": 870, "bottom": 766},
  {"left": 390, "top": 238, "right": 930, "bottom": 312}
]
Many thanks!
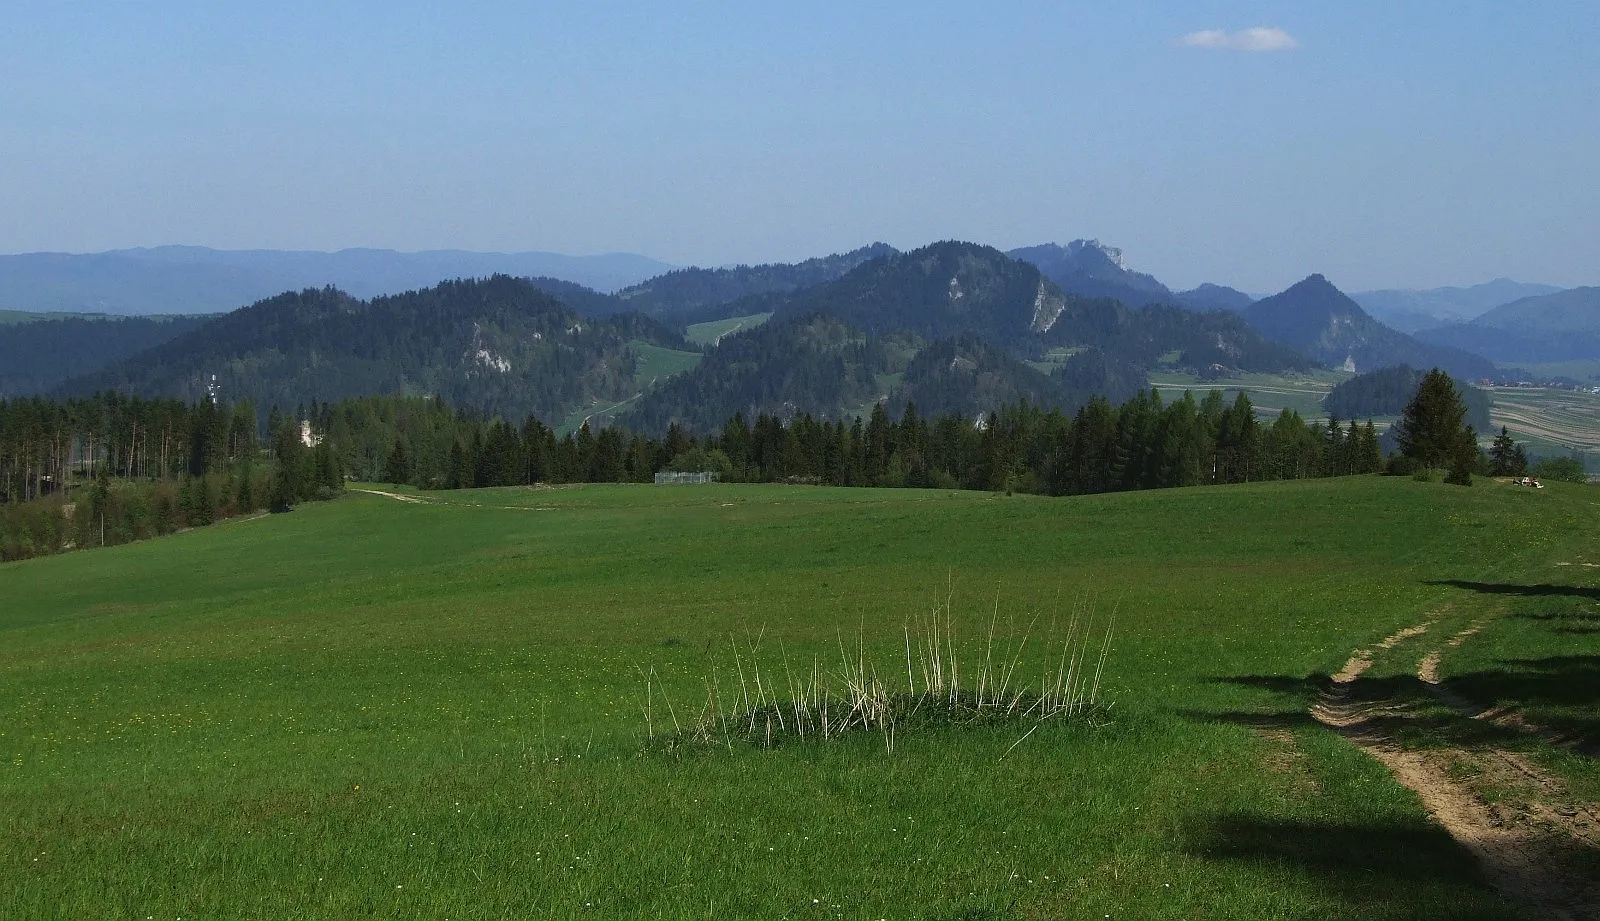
[{"left": 2, "top": 1, "right": 1595, "bottom": 291}]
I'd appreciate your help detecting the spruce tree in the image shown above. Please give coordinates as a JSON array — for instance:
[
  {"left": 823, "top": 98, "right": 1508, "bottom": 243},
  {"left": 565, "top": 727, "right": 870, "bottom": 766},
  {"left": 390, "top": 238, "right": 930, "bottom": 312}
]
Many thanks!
[
  {"left": 1446, "top": 427, "right": 1480, "bottom": 486},
  {"left": 1488, "top": 426, "right": 1527, "bottom": 476},
  {"left": 385, "top": 439, "right": 410, "bottom": 486},
  {"left": 1396, "top": 369, "right": 1470, "bottom": 470}
]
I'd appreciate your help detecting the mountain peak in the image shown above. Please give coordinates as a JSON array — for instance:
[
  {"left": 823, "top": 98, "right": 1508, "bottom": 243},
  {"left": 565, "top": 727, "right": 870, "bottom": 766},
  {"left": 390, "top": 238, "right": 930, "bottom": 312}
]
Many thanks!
[
  {"left": 1006, "top": 239, "right": 1173, "bottom": 307},
  {"left": 1175, "top": 283, "right": 1254, "bottom": 312},
  {"left": 1243, "top": 273, "right": 1493, "bottom": 378}
]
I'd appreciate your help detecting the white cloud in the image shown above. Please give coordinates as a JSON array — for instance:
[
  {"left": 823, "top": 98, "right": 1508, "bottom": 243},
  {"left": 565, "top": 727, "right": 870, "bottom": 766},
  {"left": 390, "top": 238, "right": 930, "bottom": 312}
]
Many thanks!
[{"left": 1177, "top": 27, "right": 1299, "bottom": 52}]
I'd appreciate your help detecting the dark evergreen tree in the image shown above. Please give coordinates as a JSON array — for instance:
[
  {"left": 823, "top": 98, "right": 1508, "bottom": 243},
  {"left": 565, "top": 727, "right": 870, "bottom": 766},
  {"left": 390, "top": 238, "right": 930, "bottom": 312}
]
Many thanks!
[
  {"left": 1396, "top": 369, "right": 1471, "bottom": 470},
  {"left": 1488, "top": 427, "right": 1528, "bottom": 477},
  {"left": 385, "top": 439, "right": 411, "bottom": 486},
  {"left": 1446, "top": 427, "right": 1479, "bottom": 486}
]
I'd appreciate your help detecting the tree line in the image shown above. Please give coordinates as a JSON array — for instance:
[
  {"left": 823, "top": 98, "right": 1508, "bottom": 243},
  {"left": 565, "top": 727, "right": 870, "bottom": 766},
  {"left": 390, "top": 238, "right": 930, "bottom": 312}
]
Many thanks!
[
  {"left": 364, "top": 389, "right": 1384, "bottom": 495},
  {"left": 1, "top": 393, "right": 341, "bottom": 561},
  {"left": 9, "top": 369, "right": 1553, "bottom": 563}
]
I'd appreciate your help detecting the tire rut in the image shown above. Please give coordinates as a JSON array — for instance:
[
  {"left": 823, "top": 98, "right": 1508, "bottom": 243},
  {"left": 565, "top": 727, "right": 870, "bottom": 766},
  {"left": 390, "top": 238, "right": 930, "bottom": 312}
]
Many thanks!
[{"left": 1313, "top": 618, "right": 1600, "bottom": 920}]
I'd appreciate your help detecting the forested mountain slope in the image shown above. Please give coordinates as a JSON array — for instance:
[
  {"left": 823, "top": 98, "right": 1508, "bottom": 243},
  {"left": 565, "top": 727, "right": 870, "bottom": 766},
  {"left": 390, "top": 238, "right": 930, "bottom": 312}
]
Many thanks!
[
  {"left": 0, "top": 315, "right": 210, "bottom": 397},
  {"left": 778, "top": 242, "right": 1309, "bottom": 372},
  {"left": 620, "top": 312, "right": 1126, "bottom": 433},
  {"left": 1176, "top": 284, "right": 1255, "bottom": 312},
  {"left": 56, "top": 276, "right": 691, "bottom": 423},
  {"left": 620, "top": 313, "right": 892, "bottom": 432},
  {"left": 887, "top": 336, "right": 1099, "bottom": 422},
  {"left": 606, "top": 243, "right": 896, "bottom": 320}
]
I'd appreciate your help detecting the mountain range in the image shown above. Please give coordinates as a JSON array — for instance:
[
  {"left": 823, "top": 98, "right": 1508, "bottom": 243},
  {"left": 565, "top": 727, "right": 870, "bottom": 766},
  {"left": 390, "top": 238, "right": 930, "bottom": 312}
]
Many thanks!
[
  {"left": 8, "top": 236, "right": 1596, "bottom": 433},
  {"left": 1414, "top": 287, "right": 1600, "bottom": 364},
  {"left": 54, "top": 276, "right": 691, "bottom": 423},
  {"left": 1351, "top": 279, "right": 1562, "bottom": 333}
]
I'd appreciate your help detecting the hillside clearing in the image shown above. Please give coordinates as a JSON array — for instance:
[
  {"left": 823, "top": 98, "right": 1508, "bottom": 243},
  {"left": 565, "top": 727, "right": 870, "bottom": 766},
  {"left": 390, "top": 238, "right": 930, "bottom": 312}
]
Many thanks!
[{"left": 1, "top": 477, "right": 1594, "bottom": 918}]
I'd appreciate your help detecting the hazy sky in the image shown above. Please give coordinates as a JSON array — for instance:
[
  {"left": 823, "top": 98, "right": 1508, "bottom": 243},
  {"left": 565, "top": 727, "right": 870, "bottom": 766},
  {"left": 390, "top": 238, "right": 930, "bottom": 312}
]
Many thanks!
[{"left": 3, "top": 1, "right": 1596, "bottom": 292}]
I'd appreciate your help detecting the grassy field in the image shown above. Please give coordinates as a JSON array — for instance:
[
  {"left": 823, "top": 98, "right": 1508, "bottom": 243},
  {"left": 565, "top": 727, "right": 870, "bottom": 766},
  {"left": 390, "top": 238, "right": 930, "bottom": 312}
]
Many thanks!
[
  {"left": 627, "top": 339, "right": 702, "bottom": 384},
  {"left": 1486, "top": 386, "right": 1600, "bottom": 460},
  {"left": 685, "top": 312, "right": 773, "bottom": 347},
  {"left": 1, "top": 477, "right": 1595, "bottom": 918},
  {"left": 555, "top": 397, "right": 643, "bottom": 437}
]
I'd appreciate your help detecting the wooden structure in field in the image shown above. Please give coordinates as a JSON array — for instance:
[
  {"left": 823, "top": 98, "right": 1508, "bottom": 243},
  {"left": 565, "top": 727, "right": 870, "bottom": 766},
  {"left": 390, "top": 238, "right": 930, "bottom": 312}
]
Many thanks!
[{"left": 653, "top": 471, "right": 720, "bottom": 485}]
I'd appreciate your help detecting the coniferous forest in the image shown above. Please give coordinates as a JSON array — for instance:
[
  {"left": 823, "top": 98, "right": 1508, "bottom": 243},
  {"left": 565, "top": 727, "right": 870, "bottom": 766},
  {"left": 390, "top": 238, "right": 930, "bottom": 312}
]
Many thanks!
[{"left": 3, "top": 385, "right": 1397, "bottom": 562}]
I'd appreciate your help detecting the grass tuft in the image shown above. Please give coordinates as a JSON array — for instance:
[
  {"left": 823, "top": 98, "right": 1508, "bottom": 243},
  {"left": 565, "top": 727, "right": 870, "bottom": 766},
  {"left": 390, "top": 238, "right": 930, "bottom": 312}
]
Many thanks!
[{"left": 643, "top": 594, "right": 1116, "bottom": 753}]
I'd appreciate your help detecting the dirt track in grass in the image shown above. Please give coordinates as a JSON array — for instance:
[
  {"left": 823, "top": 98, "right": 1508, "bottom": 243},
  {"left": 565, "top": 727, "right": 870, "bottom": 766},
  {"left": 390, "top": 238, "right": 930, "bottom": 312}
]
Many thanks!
[{"left": 1314, "top": 619, "right": 1600, "bottom": 920}]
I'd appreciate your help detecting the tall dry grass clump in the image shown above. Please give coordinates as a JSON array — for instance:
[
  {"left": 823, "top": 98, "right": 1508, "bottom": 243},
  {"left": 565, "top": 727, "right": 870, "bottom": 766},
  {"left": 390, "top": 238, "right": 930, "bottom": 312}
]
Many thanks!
[{"left": 641, "top": 594, "right": 1115, "bottom": 754}]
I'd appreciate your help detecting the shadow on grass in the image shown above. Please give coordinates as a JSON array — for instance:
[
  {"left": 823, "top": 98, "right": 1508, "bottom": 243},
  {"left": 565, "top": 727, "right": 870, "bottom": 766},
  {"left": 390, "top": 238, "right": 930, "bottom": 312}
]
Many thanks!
[
  {"left": 1201, "top": 662, "right": 1599, "bottom": 752},
  {"left": 1189, "top": 673, "right": 1550, "bottom": 749},
  {"left": 1423, "top": 579, "right": 1600, "bottom": 600},
  {"left": 1187, "top": 815, "right": 1517, "bottom": 920},
  {"left": 1447, "top": 656, "right": 1600, "bottom": 747}
]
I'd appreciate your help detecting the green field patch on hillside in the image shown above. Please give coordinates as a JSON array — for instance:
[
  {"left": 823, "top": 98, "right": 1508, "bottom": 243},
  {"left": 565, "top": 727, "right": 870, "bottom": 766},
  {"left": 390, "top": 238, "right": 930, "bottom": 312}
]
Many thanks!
[
  {"left": 1, "top": 478, "right": 1593, "bottom": 918},
  {"left": 1025, "top": 345, "right": 1086, "bottom": 373},
  {"left": 555, "top": 396, "right": 642, "bottom": 436},
  {"left": 627, "top": 339, "right": 701, "bottom": 383},
  {"left": 685, "top": 311, "right": 772, "bottom": 346}
]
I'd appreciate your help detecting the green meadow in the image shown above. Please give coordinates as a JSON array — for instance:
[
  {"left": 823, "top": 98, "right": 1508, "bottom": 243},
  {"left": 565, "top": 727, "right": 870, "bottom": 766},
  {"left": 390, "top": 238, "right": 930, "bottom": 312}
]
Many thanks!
[
  {"left": 684, "top": 312, "right": 773, "bottom": 347},
  {"left": 2, "top": 477, "right": 1595, "bottom": 919}
]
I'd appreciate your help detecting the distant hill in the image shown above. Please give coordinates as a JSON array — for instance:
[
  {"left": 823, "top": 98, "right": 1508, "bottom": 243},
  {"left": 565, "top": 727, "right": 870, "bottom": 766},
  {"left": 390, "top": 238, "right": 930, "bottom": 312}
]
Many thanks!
[
  {"left": 1471, "top": 286, "right": 1600, "bottom": 333},
  {"left": 0, "top": 314, "right": 211, "bottom": 397},
  {"left": 782, "top": 242, "right": 1057, "bottom": 349},
  {"left": 1175, "top": 284, "right": 1255, "bottom": 313},
  {"left": 620, "top": 313, "right": 1129, "bottom": 434},
  {"left": 1243, "top": 275, "right": 1494, "bottom": 379},
  {"left": 0, "top": 246, "right": 675, "bottom": 315},
  {"left": 55, "top": 276, "right": 692, "bottom": 423},
  {"left": 1008, "top": 240, "right": 1177, "bottom": 307},
  {"left": 1414, "top": 287, "right": 1600, "bottom": 363},
  {"left": 1352, "top": 279, "right": 1560, "bottom": 333},
  {"left": 1322, "top": 365, "right": 1492, "bottom": 431},
  {"left": 888, "top": 336, "right": 1114, "bottom": 422},
  {"left": 620, "top": 313, "right": 893, "bottom": 432},
  {"left": 607, "top": 244, "right": 896, "bottom": 320},
  {"left": 618, "top": 242, "right": 1307, "bottom": 432},
  {"left": 778, "top": 242, "right": 1309, "bottom": 373}
]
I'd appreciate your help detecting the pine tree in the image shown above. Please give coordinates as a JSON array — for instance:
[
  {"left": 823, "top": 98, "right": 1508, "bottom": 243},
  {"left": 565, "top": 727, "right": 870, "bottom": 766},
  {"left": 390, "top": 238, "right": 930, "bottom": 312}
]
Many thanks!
[
  {"left": 1396, "top": 369, "right": 1470, "bottom": 470},
  {"left": 1446, "top": 427, "right": 1479, "bottom": 486},
  {"left": 1488, "top": 426, "right": 1527, "bottom": 476},
  {"left": 385, "top": 439, "right": 410, "bottom": 486}
]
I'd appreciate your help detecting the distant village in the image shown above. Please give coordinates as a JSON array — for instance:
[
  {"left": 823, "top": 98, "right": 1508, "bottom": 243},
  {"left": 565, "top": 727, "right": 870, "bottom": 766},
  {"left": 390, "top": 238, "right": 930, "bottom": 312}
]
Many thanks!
[{"left": 1480, "top": 376, "right": 1600, "bottom": 394}]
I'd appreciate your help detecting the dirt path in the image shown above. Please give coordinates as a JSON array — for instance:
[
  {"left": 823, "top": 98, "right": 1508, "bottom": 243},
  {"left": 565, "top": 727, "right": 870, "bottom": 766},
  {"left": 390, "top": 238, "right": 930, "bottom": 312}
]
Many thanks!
[
  {"left": 1313, "top": 620, "right": 1600, "bottom": 919},
  {"left": 351, "top": 487, "right": 560, "bottom": 513},
  {"left": 350, "top": 487, "right": 431, "bottom": 504}
]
